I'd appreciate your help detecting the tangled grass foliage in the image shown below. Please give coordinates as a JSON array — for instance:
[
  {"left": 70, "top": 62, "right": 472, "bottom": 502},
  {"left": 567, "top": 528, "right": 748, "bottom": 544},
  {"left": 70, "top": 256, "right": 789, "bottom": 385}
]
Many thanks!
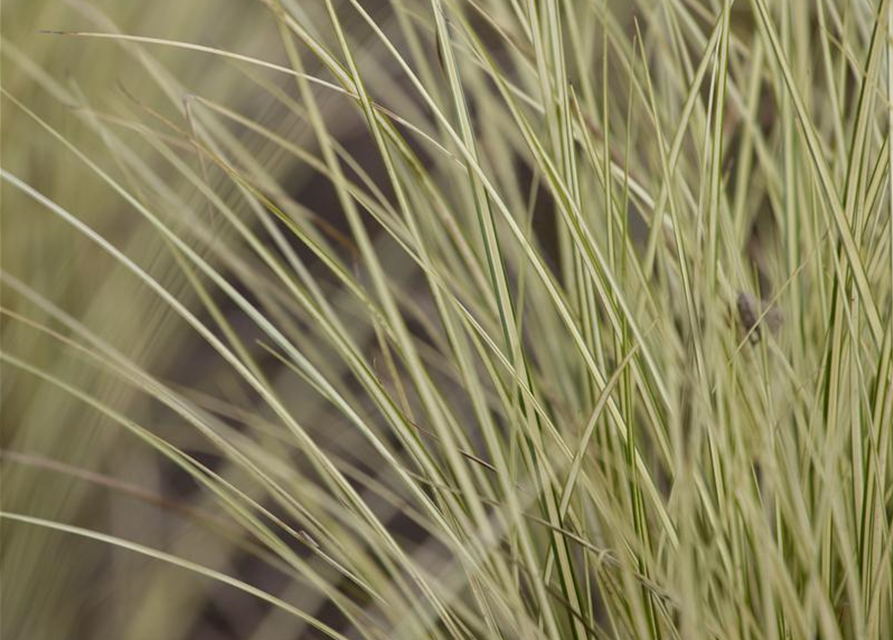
[{"left": 2, "top": 0, "right": 892, "bottom": 638}]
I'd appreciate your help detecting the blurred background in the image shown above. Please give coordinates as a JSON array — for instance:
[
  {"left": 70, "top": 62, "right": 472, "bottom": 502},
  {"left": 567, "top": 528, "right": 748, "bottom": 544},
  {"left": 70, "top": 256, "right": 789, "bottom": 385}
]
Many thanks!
[{"left": 3, "top": 2, "right": 397, "bottom": 638}]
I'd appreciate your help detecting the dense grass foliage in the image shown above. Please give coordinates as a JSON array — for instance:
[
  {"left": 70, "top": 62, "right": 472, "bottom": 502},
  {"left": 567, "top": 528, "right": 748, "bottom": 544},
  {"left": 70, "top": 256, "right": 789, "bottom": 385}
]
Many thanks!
[{"left": 2, "top": 1, "right": 892, "bottom": 638}]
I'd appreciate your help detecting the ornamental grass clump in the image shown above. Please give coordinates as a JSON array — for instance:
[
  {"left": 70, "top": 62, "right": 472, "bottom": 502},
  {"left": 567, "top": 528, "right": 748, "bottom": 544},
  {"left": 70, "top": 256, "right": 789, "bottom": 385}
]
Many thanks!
[{"left": 2, "top": 1, "right": 892, "bottom": 639}]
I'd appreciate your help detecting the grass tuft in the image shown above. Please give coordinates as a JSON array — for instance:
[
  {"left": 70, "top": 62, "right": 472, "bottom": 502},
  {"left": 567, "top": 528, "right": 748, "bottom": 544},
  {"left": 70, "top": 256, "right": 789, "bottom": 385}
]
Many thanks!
[{"left": 2, "top": 1, "right": 892, "bottom": 638}]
